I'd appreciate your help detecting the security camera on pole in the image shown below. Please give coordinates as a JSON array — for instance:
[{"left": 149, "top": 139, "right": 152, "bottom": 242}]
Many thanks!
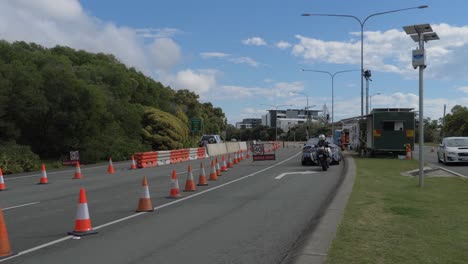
[{"left": 403, "top": 24, "right": 439, "bottom": 188}]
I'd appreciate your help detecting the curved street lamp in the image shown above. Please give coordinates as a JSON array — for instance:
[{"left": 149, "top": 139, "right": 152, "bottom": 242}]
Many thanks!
[
  {"left": 261, "top": 104, "right": 293, "bottom": 141},
  {"left": 302, "top": 5, "right": 428, "bottom": 116},
  {"left": 300, "top": 69, "right": 359, "bottom": 134},
  {"left": 369, "top": 92, "right": 382, "bottom": 111}
]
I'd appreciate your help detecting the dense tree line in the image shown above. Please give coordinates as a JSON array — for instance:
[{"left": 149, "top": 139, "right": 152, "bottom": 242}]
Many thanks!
[{"left": 0, "top": 41, "right": 226, "bottom": 172}]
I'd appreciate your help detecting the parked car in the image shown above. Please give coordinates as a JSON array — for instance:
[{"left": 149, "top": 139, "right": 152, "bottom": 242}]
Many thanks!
[
  {"left": 198, "top": 135, "right": 223, "bottom": 147},
  {"left": 437, "top": 137, "right": 468, "bottom": 164},
  {"left": 301, "top": 137, "right": 343, "bottom": 166}
]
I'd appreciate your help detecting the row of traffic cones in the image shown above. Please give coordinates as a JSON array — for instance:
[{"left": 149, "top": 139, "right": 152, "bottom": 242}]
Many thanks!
[{"left": 0, "top": 152, "right": 249, "bottom": 257}]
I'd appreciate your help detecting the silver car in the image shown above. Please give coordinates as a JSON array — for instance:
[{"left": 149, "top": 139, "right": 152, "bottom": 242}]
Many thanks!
[{"left": 437, "top": 137, "right": 468, "bottom": 164}]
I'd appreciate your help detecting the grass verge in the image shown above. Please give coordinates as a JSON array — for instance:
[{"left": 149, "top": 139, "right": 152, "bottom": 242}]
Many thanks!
[{"left": 326, "top": 157, "right": 468, "bottom": 264}]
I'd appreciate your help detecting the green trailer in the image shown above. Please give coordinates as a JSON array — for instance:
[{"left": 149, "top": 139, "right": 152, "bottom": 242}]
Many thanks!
[{"left": 361, "top": 108, "right": 415, "bottom": 155}]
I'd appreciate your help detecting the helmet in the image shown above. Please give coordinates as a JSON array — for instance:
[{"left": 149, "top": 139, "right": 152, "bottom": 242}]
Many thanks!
[{"left": 319, "top": 134, "right": 325, "bottom": 141}]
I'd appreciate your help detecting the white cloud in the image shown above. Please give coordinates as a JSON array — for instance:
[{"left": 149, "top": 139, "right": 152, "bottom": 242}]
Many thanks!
[
  {"left": 212, "top": 82, "right": 304, "bottom": 100},
  {"left": 169, "top": 69, "right": 218, "bottom": 95},
  {"left": 228, "top": 57, "right": 259, "bottom": 67},
  {"left": 200, "top": 52, "right": 229, "bottom": 59},
  {"left": 458, "top": 86, "right": 468, "bottom": 93},
  {"left": 135, "top": 28, "right": 181, "bottom": 39},
  {"left": 276, "top": 41, "right": 291, "bottom": 49},
  {"left": 149, "top": 38, "right": 181, "bottom": 70},
  {"left": 292, "top": 24, "right": 468, "bottom": 80},
  {"left": 242, "top": 37, "right": 267, "bottom": 46}
]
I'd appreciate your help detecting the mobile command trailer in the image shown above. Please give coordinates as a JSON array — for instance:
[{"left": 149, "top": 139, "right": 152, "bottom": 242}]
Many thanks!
[{"left": 362, "top": 108, "right": 415, "bottom": 155}]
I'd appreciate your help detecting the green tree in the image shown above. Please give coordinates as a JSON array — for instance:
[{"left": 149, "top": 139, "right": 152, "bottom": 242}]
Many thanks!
[{"left": 443, "top": 105, "right": 468, "bottom": 137}]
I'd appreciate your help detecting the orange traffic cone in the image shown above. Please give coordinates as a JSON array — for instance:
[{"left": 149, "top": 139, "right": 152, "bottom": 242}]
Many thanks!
[
  {"left": 240, "top": 151, "right": 244, "bottom": 161},
  {"left": 197, "top": 163, "right": 208, "bottom": 186},
  {"left": 68, "top": 188, "right": 97, "bottom": 236},
  {"left": 215, "top": 157, "right": 222, "bottom": 176},
  {"left": 221, "top": 156, "right": 228, "bottom": 172},
  {"left": 246, "top": 149, "right": 251, "bottom": 159},
  {"left": 136, "top": 176, "right": 153, "bottom": 212},
  {"left": 184, "top": 165, "right": 196, "bottom": 192},
  {"left": 168, "top": 170, "right": 181, "bottom": 198},
  {"left": 227, "top": 154, "right": 234, "bottom": 168},
  {"left": 38, "top": 164, "right": 48, "bottom": 184},
  {"left": 73, "top": 162, "right": 82, "bottom": 179},
  {"left": 0, "top": 168, "right": 6, "bottom": 191},
  {"left": 209, "top": 160, "right": 218, "bottom": 181},
  {"left": 0, "top": 208, "right": 14, "bottom": 258},
  {"left": 130, "top": 155, "right": 137, "bottom": 170},
  {"left": 107, "top": 157, "right": 115, "bottom": 174},
  {"left": 233, "top": 152, "right": 239, "bottom": 165}
]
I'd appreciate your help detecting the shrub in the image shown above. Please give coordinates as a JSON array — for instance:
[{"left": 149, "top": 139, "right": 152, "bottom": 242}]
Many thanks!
[{"left": 0, "top": 142, "right": 41, "bottom": 174}]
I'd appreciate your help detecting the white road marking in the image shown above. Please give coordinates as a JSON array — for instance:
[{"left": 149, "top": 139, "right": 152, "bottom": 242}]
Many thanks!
[
  {"left": 0, "top": 152, "right": 301, "bottom": 262},
  {"left": 274, "top": 171, "right": 318, "bottom": 180},
  {"left": 3, "top": 202, "right": 40, "bottom": 211}
]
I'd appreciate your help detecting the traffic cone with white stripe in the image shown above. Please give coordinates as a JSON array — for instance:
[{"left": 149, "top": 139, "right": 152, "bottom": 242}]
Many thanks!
[
  {"left": 0, "top": 208, "right": 14, "bottom": 258},
  {"left": 68, "top": 188, "right": 97, "bottom": 236},
  {"left": 0, "top": 168, "right": 6, "bottom": 191},
  {"left": 209, "top": 160, "right": 218, "bottom": 181},
  {"left": 130, "top": 155, "right": 137, "bottom": 170},
  {"left": 38, "top": 164, "right": 48, "bottom": 184},
  {"left": 107, "top": 157, "right": 115, "bottom": 174},
  {"left": 227, "top": 154, "right": 234, "bottom": 168},
  {"left": 246, "top": 149, "right": 251, "bottom": 159},
  {"left": 197, "top": 162, "right": 208, "bottom": 186},
  {"left": 184, "top": 165, "right": 196, "bottom": 192},
  {"left": 215, "top": 157, "right": 222, "bottom": 176},
  {"left": 136, "top": 176, "right": 153, "bottom": 212},
  {"left": 221, "top": 155, "right": 228, "bottom": 172},
  {"left": 240, "top": 151, "right": 244, "bottom": 161},
  {"left": 168, "top": 170, "right": 181, "bottom": 199},
  {"left": 233, "top": 152, "right": 239, "bottom": 165},
  {"left": 73, "top": 162, "right": 82, "bottom": 179}
]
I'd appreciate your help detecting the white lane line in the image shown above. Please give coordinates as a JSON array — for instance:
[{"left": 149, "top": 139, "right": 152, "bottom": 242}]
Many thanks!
[
  {"left": 3, "top": 202, "right": 40, "bottom": 211},
  {"left": 274, "top": 171, "right": 318, "bottom": 180},
  {"left": 0, "top": 152, "right": 300, "bottom": 262},
  {"left": 429, "top": 163, "right": 468, "bottom": 179}
]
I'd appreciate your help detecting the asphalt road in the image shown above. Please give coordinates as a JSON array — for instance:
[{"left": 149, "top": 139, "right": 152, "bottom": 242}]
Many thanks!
[
  {"left": 0, "top": 147, "right": 344, "bottom": 264},
  {"left": 413, "top": 144, "right": 468, "bottom": 177}
]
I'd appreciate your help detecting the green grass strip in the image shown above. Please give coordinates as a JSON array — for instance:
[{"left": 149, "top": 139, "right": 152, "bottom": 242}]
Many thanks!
[{"left": 326, "top": 158, "right": 468, "bottom": 264}]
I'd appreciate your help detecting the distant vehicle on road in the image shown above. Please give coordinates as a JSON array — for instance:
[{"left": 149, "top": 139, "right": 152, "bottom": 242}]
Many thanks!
[
  {"left": 437, "top": 137, "right": 468, "bottom": 164},
  {"left": 301, "top": 137, "right": 342, "bottom": 166},
  {"left": 198, "top": 134, "right": 223, "bottom": 147}
]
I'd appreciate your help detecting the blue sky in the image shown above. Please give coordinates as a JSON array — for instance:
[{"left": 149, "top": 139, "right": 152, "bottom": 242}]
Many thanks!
[{"left": 1, "top": 0, "right": 467, "bottom": 124}]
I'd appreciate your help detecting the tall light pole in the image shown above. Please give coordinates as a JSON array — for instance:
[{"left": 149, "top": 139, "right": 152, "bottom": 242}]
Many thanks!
[
  {"left": 261, "top": 104, "right": 293, "bottom": 141},
  {"left": 369, "top": 92, "right": 381, "bottom": 111},
  {"left": 302, "top": 5, "right": 428, "bottom": 116},
  {"left": 301, "top": 69, "right": 358, "bottom": 135},
  {"left": 403, "top": 24, "right": 439, "bottom": 188}
]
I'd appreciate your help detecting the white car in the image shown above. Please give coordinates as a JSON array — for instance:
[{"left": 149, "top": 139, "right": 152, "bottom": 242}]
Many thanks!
[{"left": 437, "top": 137, "right": 468, "bottom": 164}]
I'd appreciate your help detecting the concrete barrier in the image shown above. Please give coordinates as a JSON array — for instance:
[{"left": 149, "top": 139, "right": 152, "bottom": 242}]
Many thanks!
[{"left": 206, "top": 143, "right": 228, "bottom": 157}]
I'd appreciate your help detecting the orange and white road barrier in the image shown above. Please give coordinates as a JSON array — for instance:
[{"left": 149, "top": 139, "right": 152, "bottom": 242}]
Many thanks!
[
  {"left": 73, "top": 162, "right": 82, "bottom": 179},
  {"left": 136, "top": 176, "right": 154, "bottom": 212},
  {"left": 184, "top": 165, "right": 196, "bottom": 192},
  {"left": 227, "top": 154, "right": 234, "bottom": 168},
  {"left": 38, "top": 164, "right": 48, "bottom": 184},
  {"left": 107, "top": 157, "right": 115, "bottom": 174},
  {"left": 168, "top": 170, "right": 181, "bottom": 198},
  {"left": 0, "top": 208, "right": 13, "bottom": 258},
  {"left": 215, "top": 157, "right": 222, "bottom": 176},
  {"left": 130, "top": 155, "right": 137, "bottom": 170},
  {"left": 68, "top": 188, "right": 97, "bottom": 236},
  {"left": 209, "top": 160, "right": 218, "bottom": 181},
  {"left": 197, "top": 163, "right": 208, "bottom": 186},
  {"left": 0, "top": 168, "right": 7, "bottom": 191},
  {"left": 221, "top": 156, "right": 228, "bottom": 172}
]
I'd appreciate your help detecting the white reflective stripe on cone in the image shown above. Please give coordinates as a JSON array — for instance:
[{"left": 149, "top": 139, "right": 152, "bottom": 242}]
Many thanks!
[
  {"left": 76, "top": 203, "right": 90, "bottom": 220},
  {"left": 141, "top": 186, "right": 150, "bottom": 198}
]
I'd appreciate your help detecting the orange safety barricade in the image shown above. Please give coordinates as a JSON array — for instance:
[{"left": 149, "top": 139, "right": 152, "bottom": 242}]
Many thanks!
[{"left": 136, "top": 152, "right": 158, "bottom": 168}]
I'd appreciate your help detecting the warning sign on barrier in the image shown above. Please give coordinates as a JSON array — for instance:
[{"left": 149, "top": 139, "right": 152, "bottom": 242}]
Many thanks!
[{"left": 252, "top": 144, "right": 276, "bottom": 161}]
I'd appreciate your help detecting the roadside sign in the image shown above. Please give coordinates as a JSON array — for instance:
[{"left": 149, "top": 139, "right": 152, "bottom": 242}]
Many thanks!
[
  {"left": 252, "top": 144, "right": 276, "bottom": 161},
  {"left": 191, "top": 118, "right": 202, "bottom": 132}
]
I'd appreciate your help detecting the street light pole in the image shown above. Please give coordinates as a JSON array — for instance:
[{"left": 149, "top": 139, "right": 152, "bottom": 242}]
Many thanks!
[
  {"left": 302, "top": 5, "right": 428, "bottom": 116},
  {"left": 261, "top": 104, "right": 293, "bottom": 141},
  {"left": 301, "top": 69, "right": 358, "bottom": 136}
]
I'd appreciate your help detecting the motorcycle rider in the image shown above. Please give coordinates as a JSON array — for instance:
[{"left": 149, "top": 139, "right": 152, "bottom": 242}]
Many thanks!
[{"left": 316, "top": 134, "right": 329, "bottom": 168}]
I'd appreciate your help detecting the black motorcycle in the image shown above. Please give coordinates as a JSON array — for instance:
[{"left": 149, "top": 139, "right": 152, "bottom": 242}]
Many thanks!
[{"left": 315, "top": 146, "right": 330, "bottom": 171}]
